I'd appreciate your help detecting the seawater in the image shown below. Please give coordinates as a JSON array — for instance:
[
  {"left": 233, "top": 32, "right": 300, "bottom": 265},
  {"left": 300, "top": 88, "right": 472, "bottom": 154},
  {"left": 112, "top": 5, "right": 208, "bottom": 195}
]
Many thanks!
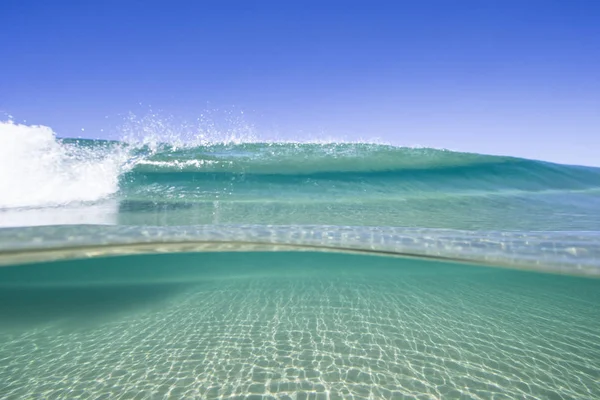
[
  {"left": 1, "top": 252, "right": 599, "bottom": 399},
  {"left": 1, "top": 121, "right": 600, "bottom": 399}
]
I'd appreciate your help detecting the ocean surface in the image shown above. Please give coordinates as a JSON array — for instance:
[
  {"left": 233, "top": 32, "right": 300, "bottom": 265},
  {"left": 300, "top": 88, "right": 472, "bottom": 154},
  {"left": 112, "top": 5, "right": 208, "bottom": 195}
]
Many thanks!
[{"left": 1, "top": 121, "right": 599, "bottom": 399}]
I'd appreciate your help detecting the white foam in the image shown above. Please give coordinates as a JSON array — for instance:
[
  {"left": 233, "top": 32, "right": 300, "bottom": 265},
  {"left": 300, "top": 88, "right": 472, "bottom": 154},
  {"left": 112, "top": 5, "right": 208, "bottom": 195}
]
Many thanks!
[
  {"left": 0, "top": 200, "right": 119, "bottom": 228},
  {"left": 0, "top": 121, "right": 127, "bottom": 209}
]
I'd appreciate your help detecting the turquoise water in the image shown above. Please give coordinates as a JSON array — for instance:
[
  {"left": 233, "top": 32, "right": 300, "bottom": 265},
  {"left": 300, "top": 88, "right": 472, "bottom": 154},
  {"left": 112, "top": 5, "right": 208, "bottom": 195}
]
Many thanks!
[
  {"left": 1, "top": 252, "right": 599, "bottom": 399},
  {"left": 1, "top": 130, "right": 600, "bottom": 398}
]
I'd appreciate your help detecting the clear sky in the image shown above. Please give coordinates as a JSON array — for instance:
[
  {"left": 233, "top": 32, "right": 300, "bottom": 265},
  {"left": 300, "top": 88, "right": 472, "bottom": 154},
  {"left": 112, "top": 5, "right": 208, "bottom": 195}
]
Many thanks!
[{"left": 1, "top": 0, "right": 599, "bottom": 165}]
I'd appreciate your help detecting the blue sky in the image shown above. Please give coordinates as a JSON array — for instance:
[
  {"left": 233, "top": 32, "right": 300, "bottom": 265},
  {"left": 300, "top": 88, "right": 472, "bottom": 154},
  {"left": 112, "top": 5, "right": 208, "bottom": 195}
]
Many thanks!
[{"left": 1, "top": 0, "right": 599, "bottom": 165}]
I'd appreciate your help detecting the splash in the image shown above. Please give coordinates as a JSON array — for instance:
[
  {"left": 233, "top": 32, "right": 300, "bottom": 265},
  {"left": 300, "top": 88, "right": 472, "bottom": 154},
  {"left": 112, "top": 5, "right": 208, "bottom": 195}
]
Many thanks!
[
  {"left": 0, "top": 121, "right": 128, "bottom": 209},
  {"left": 120, "top": 110, "right": 260, "bottom": 151}
]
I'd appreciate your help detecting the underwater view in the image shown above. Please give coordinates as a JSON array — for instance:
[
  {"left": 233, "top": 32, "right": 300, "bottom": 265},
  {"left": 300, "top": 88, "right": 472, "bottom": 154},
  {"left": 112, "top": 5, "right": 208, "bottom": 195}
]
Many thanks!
[{"left": 0, "top": 122, "right": 599, "bottom": 399}]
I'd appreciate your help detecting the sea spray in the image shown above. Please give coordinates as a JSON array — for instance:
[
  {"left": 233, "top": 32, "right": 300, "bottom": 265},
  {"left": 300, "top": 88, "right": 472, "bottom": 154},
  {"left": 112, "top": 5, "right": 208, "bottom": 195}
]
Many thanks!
[{"left": 0, "top": 121, "right": 128, "bottom": 209}]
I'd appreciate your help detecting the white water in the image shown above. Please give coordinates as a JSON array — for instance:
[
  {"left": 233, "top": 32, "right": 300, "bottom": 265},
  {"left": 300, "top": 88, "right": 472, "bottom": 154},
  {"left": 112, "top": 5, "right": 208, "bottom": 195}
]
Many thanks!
[{"left": 0, "top": 121, "right": 127, "bottom": 209}]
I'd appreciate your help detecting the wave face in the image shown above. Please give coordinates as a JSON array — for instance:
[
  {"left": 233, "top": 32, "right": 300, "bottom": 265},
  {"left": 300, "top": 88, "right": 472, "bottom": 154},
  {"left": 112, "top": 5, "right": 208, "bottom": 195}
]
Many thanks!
[
  {"left": 2, "top": 122, "right": 600, "bottom": 233},
  {"left": 111, "top": 140, "right": 600, "bottom": 231},
  {"left": 127, "top": 141, "right": 600, "bottom": 189}
]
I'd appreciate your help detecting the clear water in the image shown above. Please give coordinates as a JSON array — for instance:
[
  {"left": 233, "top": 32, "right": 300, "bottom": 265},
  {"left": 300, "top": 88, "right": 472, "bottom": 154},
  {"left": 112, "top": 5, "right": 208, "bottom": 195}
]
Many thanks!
[
  {"left": 1, "top": 252, "right": 599, "bottom": 399},
  {"left": 1, "top": 122, "right": 599, "bottom": 399}
]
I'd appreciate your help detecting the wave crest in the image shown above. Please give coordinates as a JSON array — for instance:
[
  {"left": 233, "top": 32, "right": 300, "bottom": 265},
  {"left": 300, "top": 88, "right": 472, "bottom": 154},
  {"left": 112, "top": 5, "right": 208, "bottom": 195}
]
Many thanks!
[{"left": 130, "top": 142, "right": 509, "bottom": 174}]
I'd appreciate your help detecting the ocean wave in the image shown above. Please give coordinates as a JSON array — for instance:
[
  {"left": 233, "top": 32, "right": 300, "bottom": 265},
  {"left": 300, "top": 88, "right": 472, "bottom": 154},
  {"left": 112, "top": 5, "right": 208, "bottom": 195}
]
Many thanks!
[
  {"left": 3, "top": 121, "right": 600, "bottom": 211},
  {"left": 122, "top": 142, "right": 600, "bottom": 194}
]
